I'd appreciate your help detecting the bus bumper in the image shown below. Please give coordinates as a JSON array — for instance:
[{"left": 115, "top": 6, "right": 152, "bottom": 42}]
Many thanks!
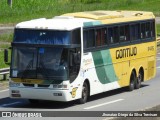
[{"left": 9, "top": 87, "right": 72, "bottom": 102}]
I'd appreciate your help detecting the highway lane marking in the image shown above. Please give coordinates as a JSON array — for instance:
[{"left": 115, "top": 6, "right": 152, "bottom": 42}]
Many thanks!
[
  {"left": 0, "top": 102, "right": 21, "bottom": 107},
  {"left": 0, "top": 89, "right": 9, "bottom": 93},
  {"left": 84, "top": 99, "right": 124, "bottom": 110}
]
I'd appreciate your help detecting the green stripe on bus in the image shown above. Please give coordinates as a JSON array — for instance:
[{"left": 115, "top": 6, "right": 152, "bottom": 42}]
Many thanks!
[
  {"left": 92, "top": 51, "right": 109, "bottom": 84},
  {"left": 101, "top": 50, "right": 118, "bottom": 82},
  {"left": 83, "top": 21, "right": 102, "bottom": 27},
  {"left": 92, "top": 50, "right": 118, "bottom": 84}
]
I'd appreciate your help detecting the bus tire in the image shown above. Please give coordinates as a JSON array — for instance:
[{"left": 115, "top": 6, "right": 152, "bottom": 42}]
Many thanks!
[
  {"left": 79, "top": 82, "right": 89, "bottom": 104},
  {"left": 28, "top": 99, "right": 39, "bottom": 104},
  {"left": 128, "top": 71, "right": 136, "bottom": 91},
  {"left": 135, "top": 70, "right": 143, "bottom": 89}
]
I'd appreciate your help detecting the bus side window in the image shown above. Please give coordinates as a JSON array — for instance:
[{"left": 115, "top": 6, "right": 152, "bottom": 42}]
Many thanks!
[
  {"left": 113, "top": 26, "right": 119, "bottom": 43},
  {"left": 141, "top": 23, "right": 146, "bottom": 39},
  {"left": 108, "top": 26, "right": 119, "bottom": 44},
  {"left": 108, "top": 27, "right": 113, "bottom": 44},
  {"left": 130, "top": 24, "right": 140, "bottom": 41},
  {"left": 96, "top": 29, "right": 101, "bottom": 46},
  {"left": 83, "top": 30, "right": 88, "bottom": 48},
  {"left": 119, "top": 25, "right": 130, "bottom": 43},
  {"left": 83, "top": 29, "right": 95, "bottom": 49},
  {"left": 119, "top": 26, "right": 126, "bottom": 42},
  {"left": 151, "top": 21, "right": 155, "bottom": 38},
  {"left": 101, "top": 28, "right": 107, "bottom": 45},
  {"left": 88, "top": 29, "right": 95, "bottom": 48},
  {"left": 125, "top": 25, "right": 130, "bottom": 41},
  {"left": 145, "top": 22, "right": 151, "bottom": 38}
]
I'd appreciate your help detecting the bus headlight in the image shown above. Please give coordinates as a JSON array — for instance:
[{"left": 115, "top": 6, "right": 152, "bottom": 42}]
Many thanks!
[{"left": 9, "top": 82, "right": 20, "bottom": 87}]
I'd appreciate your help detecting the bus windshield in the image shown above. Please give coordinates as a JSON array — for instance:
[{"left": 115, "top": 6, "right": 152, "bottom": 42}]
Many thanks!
[{"left": 11, "top": 47, "right": 69, "bottom": 80}]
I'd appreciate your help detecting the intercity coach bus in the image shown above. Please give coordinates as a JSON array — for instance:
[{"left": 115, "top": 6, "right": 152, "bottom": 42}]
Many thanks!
[{"left": 5, "top": 11, "right": 156, "bottom": 104}]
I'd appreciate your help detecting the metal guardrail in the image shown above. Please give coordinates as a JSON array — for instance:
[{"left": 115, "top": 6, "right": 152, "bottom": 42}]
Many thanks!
[{"left": 0, "top": 68, "right": 10, "bottom": 80}]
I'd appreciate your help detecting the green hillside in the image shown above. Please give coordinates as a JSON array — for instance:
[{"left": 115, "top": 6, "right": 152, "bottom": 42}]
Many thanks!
[{"left": 0, "top": 0, "right": 160, "bottom": 24}]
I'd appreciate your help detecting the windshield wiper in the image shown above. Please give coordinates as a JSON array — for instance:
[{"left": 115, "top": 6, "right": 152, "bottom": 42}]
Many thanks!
[{"left": 21, "top": 59, "right": 33, "bottom": 79}]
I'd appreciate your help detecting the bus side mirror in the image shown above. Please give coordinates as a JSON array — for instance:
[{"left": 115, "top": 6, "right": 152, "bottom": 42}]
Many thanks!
[
  {"left": 4, "top": 49, "right": 8, "bottom": 63},
  {"left": 4, "top": 49, "right": 10, "bottom": 65}
]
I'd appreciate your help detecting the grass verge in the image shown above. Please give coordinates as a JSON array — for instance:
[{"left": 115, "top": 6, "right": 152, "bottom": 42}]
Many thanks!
[
  {"left": 156, "top": 24, "right": 160, "bottom": 35},
  {"left": 0, "top": 0, "right": 160, "bottom": 24}
]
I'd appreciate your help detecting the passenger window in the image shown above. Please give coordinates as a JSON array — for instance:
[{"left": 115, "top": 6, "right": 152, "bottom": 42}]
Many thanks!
[
  {"left": 88, "top": 29, "right": 95, "bottom": 48},
  {"left": 151, "top": 21, "right": 155, "bottom": 38},
  {"left": 130, "top": 24, "right": 140, "bottom": 41},
  {"left": 83, "top": 29, "right": 95, "bottom": 49},
  {"left": 119, "top": 25, "right": 130, "bottom": 43},
  {"left": 108, "top": 26, "right": 119, "bottom": 44},
  {"left": 96, "top": 29, "right": 101, "bottom": 46},
  {"left": 101, "top": 28, "right": 107, "bottom": 45},
  {"left": 125, "top": 25, "right": 130, "bottom": 41},
  {"left": 145, "top": 22, "right": 151, "bottom": 38},
  {"left": 83, "top": 30, "right": 88, "bottom": 48},
  {"left": 141, "top": 23, "right": 146, "bottom": 39},
  {"left": 119, "top": 26, "right": 126, "bottom": 42}
]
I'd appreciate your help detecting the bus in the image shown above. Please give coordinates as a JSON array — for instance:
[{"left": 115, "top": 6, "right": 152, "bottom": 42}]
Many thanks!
[{"left": 5, "top": 10, "right": 156, "bottom": 104}]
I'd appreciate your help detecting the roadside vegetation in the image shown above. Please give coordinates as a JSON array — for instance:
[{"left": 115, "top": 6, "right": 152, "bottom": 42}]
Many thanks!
[
  {"left": 157, "top": 24, "right": 160, "bottom": 36},
  {"left": 0, "top": 0, "right": 160, "bottom": 24}
]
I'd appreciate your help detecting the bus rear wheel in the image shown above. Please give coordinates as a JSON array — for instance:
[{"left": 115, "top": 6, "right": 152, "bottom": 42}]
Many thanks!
[
  {"left": 128, "top": 71, "right": 136, "bottom": 91},
  {"left": 135, "top": 71, "right": 143, "bottom": 89},
  {"left": 79, "top": 82, "right": 89, "bottom": 104}
]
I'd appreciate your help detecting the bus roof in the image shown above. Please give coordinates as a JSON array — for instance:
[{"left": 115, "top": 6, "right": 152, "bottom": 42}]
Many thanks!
[
  {"left": 16, "top": 10, "right": 155, "bottom": 30},
  {"left": 63, "top": 10, "right": 155, "bottom": 27}
]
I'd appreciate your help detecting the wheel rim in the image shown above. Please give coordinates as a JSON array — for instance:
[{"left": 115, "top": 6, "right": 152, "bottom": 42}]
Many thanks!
[
  {"left": 82, "top": 84, "right": 87, "bottom": 100},
  {"left": 137, "top": 72, "right": 142, "bottom": 86},
  {"left": 130, "top": 72, "right": 135, "bottom": 88}
]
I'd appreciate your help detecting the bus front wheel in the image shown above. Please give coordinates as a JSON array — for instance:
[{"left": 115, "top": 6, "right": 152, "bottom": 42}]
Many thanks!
[{"left": 79, "top": 82, "right": 89, "bottom": 104}]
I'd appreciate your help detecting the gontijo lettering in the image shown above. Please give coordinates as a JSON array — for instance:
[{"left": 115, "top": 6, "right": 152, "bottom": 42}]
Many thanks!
[{"left": 116, "top": 47, "right": 137, "bottom": 59}]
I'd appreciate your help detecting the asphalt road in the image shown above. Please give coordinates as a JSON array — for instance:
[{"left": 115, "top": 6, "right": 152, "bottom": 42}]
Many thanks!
[{"left": 0, "top": 52, "right": 160, "bottom": 120}]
